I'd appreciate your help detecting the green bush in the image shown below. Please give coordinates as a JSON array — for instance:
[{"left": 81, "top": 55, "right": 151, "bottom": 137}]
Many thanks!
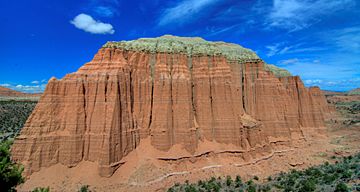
[
  {"left": 335, "top": 182, "right": 349, "bottom": 192},
  {"left": 0, "top": 140, "right": 24, "bottom": 192},
  {"left": 247, "top": 183, "right": 256, "bottom": 192},
  {"left": 78, "top": 185, "right": 90, "bottom": 192},
  {"left": 226, "top": 175, "right": 232, "bottom": 186},
  {"left": 235, "top": 175, "right": 242, "bottom": 187},
  {"left": 299, "top": 178, "right": 316, "bottom": 192}
]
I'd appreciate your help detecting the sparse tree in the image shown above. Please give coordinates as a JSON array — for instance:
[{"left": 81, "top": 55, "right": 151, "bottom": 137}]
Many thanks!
[{"left": 0, "top": 140, "right": 24, "bottom": 192}]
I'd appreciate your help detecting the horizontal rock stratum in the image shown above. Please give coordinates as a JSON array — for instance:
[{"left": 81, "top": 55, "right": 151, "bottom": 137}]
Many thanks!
[{"left": 12, "top": 35, "right": 330, "bottom": 177}]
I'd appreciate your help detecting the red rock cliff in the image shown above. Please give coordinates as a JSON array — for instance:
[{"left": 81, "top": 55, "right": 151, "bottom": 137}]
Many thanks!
[{"left": 12, "top": 36, "right": 330, "bottom": 177}]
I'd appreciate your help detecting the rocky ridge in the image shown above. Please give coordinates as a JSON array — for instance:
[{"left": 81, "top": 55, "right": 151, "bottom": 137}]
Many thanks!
[{"left": 12, "top": 35, "right": 331, "bottom": 177}]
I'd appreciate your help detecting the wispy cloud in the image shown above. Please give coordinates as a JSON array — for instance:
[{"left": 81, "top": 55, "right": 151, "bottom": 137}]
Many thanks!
[
  {"left": 155, "top": 0, "right": 356, "bottom": 34},
  {"left": 203, "top": 24, "right": 244, "bottom": 37},
  {"left": 31, "top": 80, "right": 39, "bottom": 84},
  {"left": 266, "top": 43, "right": 288, "bottom": 57},
  {"left": 94, "top": 6, "right": 116, "bottom": 17},
  {"left": 278, "top": 57, "right": 360, "bottom": 91},
  {"left": 157, "top": 0, "right": 220, "bottom": 26},
  {"left": 266, "top": 42, "right": 326, "bottom": 57},
  {"left": 280, "top": 58, "right": 299, "bottom": 65},
  {"left": 90, "top": 0, "right": 120, "bottom": 6},
  {"left": 87, "top": 0, "right": 120, "bottom": 18},
  {"left": 70, "top": 13, "right": 115, "bottom": 34},
  {"left": 323, "top": 26, "right": 360, "bottom": 52},
  {"left": 265, "top": 0, "right": 356, "bottom": 31},
  {"left": 266, "top": 42, "right": 296, "bottom": 57}
]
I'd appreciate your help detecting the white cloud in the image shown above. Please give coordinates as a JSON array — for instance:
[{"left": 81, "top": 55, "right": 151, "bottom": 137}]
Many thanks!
[
  {"left": 14, "top": 84, "right": 43, "bottom": 93},
  {"left": 266, "top": 0, "right": 355, "bottom": 31},
  {"left": 0, "top": 84, "right": 11, "bottom": 87},
  {"left": 0, "top": 83, "right": 46, "bottom": 93},
  {"left": 70, "top": 13, "right": 115, "bottom": 34},
  {"left": 303, "top": 78, "right": 360, "bottom": 90},
  {"left": 31, "top": 80, "right": 39, "bottom": 84},
  {"left": 280, "top": 56, "right": 360, "bottom": 91},
  {"left": 158, "top": 0, "right": 220, "bottom": 26},
  {"left": 304, "top": 79, "right": 323, "bottom": 84}
]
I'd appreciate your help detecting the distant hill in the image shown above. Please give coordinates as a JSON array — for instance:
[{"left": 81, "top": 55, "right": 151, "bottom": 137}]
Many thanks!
[
  {"left": 348, "top": 88, "right": 360, "bottom": 95},
  {"left": 322, "top": 88, "right": 360, "bottom": 96},
  {"left": 0, "top": 86, "right": 41, "bottom": 101},
  {"left": 322, "top": 90, "right": 345, "bottom": 96}
]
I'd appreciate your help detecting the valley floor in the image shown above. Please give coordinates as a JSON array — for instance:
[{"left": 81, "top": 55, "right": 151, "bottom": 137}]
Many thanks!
[{"left": 17, "top": 123, "right": 360, "bottom": 192}]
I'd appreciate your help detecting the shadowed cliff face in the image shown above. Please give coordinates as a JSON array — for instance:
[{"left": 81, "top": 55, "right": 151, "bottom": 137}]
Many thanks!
[{"left": 11, "top": 36, "right": 330, "bottom": 177}]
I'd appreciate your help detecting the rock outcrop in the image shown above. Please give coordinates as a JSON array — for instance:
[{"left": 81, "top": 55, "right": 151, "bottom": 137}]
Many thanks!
[{"left": 12, "top": 35, "right": 330, "bottom": 177}]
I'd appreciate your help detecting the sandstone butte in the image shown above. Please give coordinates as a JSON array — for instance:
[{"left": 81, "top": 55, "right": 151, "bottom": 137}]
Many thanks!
[{"left": 11, "top": 35, "right": 331, "bottom": 178}]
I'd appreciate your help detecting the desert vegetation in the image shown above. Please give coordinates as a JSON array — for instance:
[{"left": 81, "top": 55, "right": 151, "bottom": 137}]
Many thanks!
[
  {"left": 0, "top": 100, "right": 37, "bottom": 142},
  {"left": 0, "top": 140, "right": 24, "bottom": 192},
  {"left": 324, "top": 89, "right": 360, "bottom": 128},
  {"left": 336, "top": 101, "right": 360, "bottom": 117},
  {"left": 167, "top": 153, "right": 360, "bottom": 192},
  {"left": 331, "top": 100, "right": 359, "bottom": 127},
  {"left": 264, "top": 64, "right": 292, "bottom": 77},
  {"left": 32, "top": 187, "right": 50, "bottom": 192},
  {"left": 348, "top": 88, "right": 360, "bottom": 95}
]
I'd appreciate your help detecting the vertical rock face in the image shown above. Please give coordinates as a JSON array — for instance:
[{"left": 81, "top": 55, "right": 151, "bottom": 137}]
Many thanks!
[{"left": 12, "top": 35, "right": 330, "bottom": 177}]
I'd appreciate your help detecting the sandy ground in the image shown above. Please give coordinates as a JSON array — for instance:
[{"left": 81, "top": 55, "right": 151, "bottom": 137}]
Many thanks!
[{"left": 16, "top": 120, "right": 360, "bottom": 192}]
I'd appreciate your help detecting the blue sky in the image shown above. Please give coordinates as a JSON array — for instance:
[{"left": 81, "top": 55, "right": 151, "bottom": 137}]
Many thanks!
[{"left": 0, "top": 0, "right": 359, "bottom": 92}]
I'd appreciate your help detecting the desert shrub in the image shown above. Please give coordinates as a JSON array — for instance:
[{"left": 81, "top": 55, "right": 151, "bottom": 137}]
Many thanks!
[
  {"left": 267, "top": 176, "right": 272, "bottom": 181},
  {"left": 298, "top": 178, "right": 316, "bottom": 192},
  {"left": 32, "top": 187, "right": 50, "bottom": 192},
  {"left": 167, "top": 188, "right": 175, "bottom": 192},
  {"left": 197, "top": 179, "right": 203, "bottom": 186},
  {"left": 166, "top": 153, "right": 359, "bottom": 192},
  {"left": 335, "top": 182, "right": 349, "bottom": 192},
  {"left": 247, "top": 183, "right": 256, "bottom": 192},
  {"left": 225, "top": 175, "right": 232, "bottom": 186},
  {"left": 0, "top": 140, "right": 24, "bottom": 192},
  {"left": 78, "top": 185, "right": 90, "bottom": 192},
  {"left": 0, "top": 101, "right": 37, "bottom": 142},
  {"left": 235, "top": 175, "right": 242, "bottom": 187},
  {"left": 184, "top": 184, "right": 197, "bottom": 192}
]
